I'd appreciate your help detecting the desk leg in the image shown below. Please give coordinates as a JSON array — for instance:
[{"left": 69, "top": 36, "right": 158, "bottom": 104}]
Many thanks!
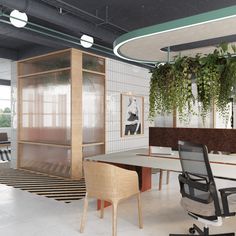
[
  {"left": 159, "top": 170, "right": 163, "bottom": 191},
  {"left": 97, "top": 200, "right": 111, "bottom": 211},
  {"left": 140, "top": 167, "right": 152, "bottom": 192},
  {"left": 166, "top": 170, "right": 170, "bottom": 184}
]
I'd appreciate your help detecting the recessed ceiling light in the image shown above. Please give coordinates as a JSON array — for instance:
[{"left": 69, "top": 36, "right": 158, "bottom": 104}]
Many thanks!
[
  {"left": 80, "top": 34, "right": 94, "bottom": 48},
  {"left": 10, "top": 9, "right": 28, "bottom": 28}
]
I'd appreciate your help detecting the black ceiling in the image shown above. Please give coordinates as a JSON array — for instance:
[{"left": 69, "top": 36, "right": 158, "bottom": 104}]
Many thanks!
[
  {"left": 0, "top": 0, "right": 236, "bottom": 63},
  {"left": 60, "top": 0, "right": 236, "bottom": 30}
]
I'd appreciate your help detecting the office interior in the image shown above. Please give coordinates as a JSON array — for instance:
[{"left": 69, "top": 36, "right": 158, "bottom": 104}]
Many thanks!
[{"left": 1, "top": 1, "right": 236, "bottom": 235}]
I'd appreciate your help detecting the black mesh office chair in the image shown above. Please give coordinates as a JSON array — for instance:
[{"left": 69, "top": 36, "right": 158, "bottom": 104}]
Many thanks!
[{"left": 170, "top": 140, "right": 236, "bottom": 236}]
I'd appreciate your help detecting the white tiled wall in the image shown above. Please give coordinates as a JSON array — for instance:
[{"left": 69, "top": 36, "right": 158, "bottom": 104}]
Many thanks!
[{"left": 105, "top": 58, "right": 151, "bottom": 153}]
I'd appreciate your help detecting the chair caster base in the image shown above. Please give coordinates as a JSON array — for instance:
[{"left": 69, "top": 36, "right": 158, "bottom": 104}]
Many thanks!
[
  {"left": 189, "top": 227, "right": 195, "bottom": 234},
  {"left": 169, "top": 223, "right": 235, "bottom": 236}
]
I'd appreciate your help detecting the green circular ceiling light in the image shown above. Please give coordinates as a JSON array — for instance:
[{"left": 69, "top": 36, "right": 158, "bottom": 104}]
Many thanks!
[{"left": 113, "top": 6, "right": 236, "bottom": 64}]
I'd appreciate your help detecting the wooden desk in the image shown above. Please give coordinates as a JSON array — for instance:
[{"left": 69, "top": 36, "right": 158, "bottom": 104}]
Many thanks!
[
  {"left": 0, "top": 133, "right": 10, "bottom": 148},
  {"left": 86, "top": 149, "right": 236, "bottom": 209},
  {"left": 0, "top": 141, "right": 10, "bottom": 148},
  {"left": 86, "top": 148, "right": 236, "bottom": 181}
]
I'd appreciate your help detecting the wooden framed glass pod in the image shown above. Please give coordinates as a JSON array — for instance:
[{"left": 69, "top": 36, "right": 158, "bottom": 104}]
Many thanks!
[{"left": 17, "top": 49, "right": 105, "bottom": 179}]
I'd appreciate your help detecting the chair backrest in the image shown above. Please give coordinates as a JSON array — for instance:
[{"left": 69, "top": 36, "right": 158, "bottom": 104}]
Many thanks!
[
  {"left": 83, "top": 161, "right": 139, "bottom": 201},
  {"left": 178, "top": 140, "right": 221, "bottom": 215},
  {"left": 0, "top": 133, "right": 8, "bottom": 142}
]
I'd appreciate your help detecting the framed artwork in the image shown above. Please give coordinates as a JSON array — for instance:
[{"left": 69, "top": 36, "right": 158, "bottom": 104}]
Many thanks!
[{"left": 121, "top": 93, "right": 144, "bottom": 137}]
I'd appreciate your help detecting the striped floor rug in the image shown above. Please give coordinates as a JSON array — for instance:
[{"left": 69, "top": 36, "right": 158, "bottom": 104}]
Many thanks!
[{"left": 0, "top": 163, "right": 86, "bottom": 203}]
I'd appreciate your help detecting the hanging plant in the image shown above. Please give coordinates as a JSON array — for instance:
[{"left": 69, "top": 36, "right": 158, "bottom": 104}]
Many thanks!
[
  {"left": 195, "top": 51, "right": 221, "bottom": 119},
  {"left": 149, "top": 43, "right": 236, "bottom": 123},
  {"left": 216, "top": 44, "right": 236, "bottom": 122},
  {"left": 149, "top": 63, "right": 173, "bottom": 119},
  {"left": 171, "top": 56, "right": 196, "bottom": 121},
  {"left": 149, "top": 56, "right": 196, "bottom": 121}
]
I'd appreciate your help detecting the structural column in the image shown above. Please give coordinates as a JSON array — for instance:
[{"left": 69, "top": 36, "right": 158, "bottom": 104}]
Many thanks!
[{"left": 71, "top": 49, "right": 83, "bottom": 179}]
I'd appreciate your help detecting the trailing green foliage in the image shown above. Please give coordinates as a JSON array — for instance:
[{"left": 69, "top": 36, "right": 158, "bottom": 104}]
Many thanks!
[
  {"left": 149, "top": 44, "right": 236, "bottom": 123},
  {"left": 0, "top": 107, "right": 11, "bottom": 127}
]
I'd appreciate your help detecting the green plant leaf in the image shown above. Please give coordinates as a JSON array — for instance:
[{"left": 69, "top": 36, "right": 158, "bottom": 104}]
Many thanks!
[{"left": 149, "top": 43, "right": 236, "bottom": 125}]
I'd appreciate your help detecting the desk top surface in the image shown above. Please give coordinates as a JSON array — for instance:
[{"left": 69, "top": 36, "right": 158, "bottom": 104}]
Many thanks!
[{"left": 86, "top": 149, "right": 236, "bottom": 179}]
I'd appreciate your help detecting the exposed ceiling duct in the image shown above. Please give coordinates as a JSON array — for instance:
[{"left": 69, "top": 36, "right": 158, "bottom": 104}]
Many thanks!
[
  {"left": 0, "top": 22, "right": 65, "bottom": 59},
  {"left": 0, "top": 0, "right": 119, "bottom": 46},
  {"left": 40, "top": 0, "right": 128, "bottom": 33},
  {"left": 0, "top": 22, "right": 67, "bottom": 48},
  {"left": 0, "top": 48, "right": 17, "bottom": 60},
  {"left": 0, "top": 18, "right": 143, "bottom": 66},
  {"left": 0, "top": 0, "right": 235, "bottom": 67}
]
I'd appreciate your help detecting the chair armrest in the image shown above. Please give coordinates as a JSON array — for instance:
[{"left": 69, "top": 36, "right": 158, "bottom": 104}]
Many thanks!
[
  {"left": 179, "top": 174, "right": 209, "bottom": 192},
  {"left": 115, "top": 168, "right": 140, "bottom": 198},
  {"left": 219, "top": 187, "right": 236, "bottom": 194},
  {"left": 218, "top": 187, "right": 236, "bottom": 216}
]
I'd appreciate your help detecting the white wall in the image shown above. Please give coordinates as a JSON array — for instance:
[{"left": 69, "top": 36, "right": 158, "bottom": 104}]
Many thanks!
[
  {"left": 0, "top": 58, "right": 11, "bottom": 81},
  {"left": 106, "top": 58, "right": 150, "bottom": 153},
  {"left": 0, "top": 58, "right": 12, "bottom": 139},
  {"left": 214, "top": 102, "right": 232, "bottom": 129},
  {"left": 154, "top": 113, "right": 173, "bottom": 127},
  {"left": 10, "top": 62, "right": 17, "bottom": 168}
]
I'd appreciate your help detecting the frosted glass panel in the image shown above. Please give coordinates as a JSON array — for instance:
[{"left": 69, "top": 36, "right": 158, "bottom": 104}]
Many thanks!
[
  {"left": 82, "top": 72, "right": 105, "bottom": 143},
  {"left": 19, "top": 70, "right": 71, "bottom": 145},
  {"left": 18, "top": 51, "right": 70, "bottom": 76},
  {"left": 83, "top": 145, "right": 105, "bottom": 158},
  {"left": 83, "top": 54, "right": 105, "bottom": 73},
  {"left": 19, "top": 143, "right": 71, "bottom": 178}
]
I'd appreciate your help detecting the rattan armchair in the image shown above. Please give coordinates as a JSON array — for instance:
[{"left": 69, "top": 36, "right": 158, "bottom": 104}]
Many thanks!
[{"left": 80, "top": 161, "right": 143, "bottom": 236}]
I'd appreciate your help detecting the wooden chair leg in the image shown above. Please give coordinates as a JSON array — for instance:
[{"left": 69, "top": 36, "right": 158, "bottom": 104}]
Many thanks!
[
  {"left": 100, "top": 200, "right": 104, "bottom": 219},
  {"left": 159, "top": 169, "right": 163, "bottom": 190},
  {"left": 112, "top": 201, "right": 118, "bottom": 236},
  {"left": 137, "top": 193, "right": 143, "bottom": 229},
  {"left": 80, "top": 195, "right": 88, "bottom": 233},
  {"left": 166, "top": 170, "right": 170, "bottom": 185}
]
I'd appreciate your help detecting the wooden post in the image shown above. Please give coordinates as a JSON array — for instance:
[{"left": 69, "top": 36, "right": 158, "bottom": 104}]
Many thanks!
[{"left": 71, "top": 49, "right": 83, "bottom": 179}]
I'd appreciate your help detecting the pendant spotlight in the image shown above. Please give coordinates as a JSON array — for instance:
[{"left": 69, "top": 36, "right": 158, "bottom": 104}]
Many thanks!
[{"left": 10, "top": 9, "right": 28, "bottom": 28}]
